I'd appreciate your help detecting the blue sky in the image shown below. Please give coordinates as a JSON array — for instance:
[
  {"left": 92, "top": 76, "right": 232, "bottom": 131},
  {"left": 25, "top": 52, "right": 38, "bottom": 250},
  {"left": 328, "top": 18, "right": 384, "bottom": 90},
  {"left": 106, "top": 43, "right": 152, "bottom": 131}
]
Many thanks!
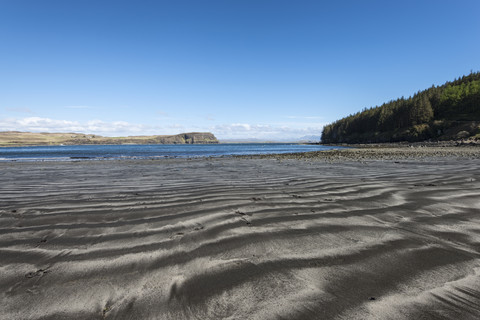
[{"left": 1, "top": 0, "right": 479, "bottom": 140}]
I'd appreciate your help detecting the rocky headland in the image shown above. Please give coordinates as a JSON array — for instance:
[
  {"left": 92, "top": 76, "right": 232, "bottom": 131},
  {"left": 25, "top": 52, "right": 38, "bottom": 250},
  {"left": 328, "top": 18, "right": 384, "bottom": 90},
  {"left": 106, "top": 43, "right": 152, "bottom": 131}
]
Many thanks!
[{"left": 0, "top": 131, "right": 218, "bottom": 147}]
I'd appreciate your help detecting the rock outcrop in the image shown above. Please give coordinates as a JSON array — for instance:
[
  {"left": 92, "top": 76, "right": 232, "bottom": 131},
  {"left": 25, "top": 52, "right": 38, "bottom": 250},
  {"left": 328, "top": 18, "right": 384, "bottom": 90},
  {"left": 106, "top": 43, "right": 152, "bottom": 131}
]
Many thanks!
[{"left": 150, "top": 132, "right": 219, "bottom": 144}]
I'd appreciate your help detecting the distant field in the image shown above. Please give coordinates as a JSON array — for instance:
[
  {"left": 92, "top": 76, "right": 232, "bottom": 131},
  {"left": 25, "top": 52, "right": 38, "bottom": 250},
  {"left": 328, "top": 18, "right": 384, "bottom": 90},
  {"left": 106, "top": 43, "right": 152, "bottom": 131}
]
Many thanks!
[{"left": 0, "top": 131, "right": 218, "bottom": 146}]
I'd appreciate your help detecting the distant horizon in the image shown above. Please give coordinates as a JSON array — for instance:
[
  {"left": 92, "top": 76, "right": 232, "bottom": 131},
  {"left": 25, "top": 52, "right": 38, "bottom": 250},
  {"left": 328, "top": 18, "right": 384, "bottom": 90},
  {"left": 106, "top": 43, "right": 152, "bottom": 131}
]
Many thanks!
[
  {"left": 0, "top": 129, "right": 321, "bottom": 143},
  {"left": 1, "top": 1, "right": 479, "bottom": 140}
]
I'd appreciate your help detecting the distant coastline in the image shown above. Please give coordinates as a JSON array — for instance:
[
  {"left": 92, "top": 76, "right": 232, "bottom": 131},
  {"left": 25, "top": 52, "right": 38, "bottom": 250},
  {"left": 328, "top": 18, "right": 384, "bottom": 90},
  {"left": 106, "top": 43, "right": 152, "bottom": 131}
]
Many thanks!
[{"left": 0, "top": 131, "right": 218, "bottom": 147}]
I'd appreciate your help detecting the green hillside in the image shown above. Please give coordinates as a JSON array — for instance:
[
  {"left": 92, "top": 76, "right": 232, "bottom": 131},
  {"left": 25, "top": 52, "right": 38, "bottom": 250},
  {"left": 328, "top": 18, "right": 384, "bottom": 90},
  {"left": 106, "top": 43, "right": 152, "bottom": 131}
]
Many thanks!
[{"left": 321, "top": 72, "right": 480, "bottom": 143}]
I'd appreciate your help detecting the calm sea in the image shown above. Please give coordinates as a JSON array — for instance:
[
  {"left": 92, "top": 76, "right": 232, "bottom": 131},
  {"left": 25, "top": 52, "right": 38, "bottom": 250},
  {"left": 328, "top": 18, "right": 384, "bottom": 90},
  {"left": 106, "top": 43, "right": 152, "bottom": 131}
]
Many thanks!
[{"left": 0, "top": 144, "right": 340, "bottom": 162}]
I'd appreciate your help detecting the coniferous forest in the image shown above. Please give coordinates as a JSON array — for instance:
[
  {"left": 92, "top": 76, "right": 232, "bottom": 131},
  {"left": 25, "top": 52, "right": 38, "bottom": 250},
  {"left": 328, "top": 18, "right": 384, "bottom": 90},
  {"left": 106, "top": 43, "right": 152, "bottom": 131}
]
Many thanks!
[{"left": 321, "top": 72, "right": 480, "bottom": 143}]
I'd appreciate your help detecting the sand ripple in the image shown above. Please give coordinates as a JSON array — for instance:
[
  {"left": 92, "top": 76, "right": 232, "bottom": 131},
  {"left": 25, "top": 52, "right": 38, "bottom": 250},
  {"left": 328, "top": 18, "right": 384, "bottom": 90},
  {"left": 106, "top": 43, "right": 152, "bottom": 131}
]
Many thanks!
[{"left": 1, "top": 158, "right": 480, "bottom": 319}]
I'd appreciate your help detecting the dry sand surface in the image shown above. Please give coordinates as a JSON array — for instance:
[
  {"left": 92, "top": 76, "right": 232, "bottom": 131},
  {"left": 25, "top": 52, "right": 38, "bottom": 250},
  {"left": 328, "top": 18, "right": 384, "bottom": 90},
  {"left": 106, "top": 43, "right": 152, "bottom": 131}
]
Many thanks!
[{"left": 1, "top": 149, "right": 480, "bottom": 319}]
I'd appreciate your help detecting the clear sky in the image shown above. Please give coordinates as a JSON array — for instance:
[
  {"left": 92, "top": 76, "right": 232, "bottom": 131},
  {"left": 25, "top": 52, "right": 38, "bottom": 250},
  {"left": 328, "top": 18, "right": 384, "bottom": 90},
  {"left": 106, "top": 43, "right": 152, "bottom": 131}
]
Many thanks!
[{"left": 1, "top": 0, "right": 479, "bottom": 140}]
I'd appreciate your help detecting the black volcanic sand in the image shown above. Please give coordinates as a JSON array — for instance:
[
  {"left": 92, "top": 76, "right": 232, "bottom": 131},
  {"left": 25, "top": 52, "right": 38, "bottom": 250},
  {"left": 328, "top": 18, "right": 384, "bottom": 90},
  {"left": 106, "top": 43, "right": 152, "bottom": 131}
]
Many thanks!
[{"left": 1, "top": 151, "right": 480, "bottom": 319}]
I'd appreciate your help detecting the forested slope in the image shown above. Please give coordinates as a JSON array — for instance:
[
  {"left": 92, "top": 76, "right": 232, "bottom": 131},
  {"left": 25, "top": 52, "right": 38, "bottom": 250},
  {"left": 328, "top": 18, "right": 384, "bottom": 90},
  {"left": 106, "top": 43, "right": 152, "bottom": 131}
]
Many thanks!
[{"left": 322, "top": 72, "right": 480, "bottom": 143}]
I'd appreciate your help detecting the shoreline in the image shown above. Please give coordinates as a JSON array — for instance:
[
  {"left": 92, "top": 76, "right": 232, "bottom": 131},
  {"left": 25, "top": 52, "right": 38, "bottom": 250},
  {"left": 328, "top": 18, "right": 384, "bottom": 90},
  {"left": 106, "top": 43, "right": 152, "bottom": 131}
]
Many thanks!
[
  {"left": 241, "top": 145, "right": 480, "bottom": 161},
  {"left": 1, "top": 143, "right": 480, "bottom": 163}
]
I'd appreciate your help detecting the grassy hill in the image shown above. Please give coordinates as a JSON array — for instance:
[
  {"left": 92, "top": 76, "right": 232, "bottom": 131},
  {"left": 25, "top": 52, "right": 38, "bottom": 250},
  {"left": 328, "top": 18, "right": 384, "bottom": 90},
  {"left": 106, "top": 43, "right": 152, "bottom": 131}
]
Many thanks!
[
  {"left": 0, "top": 132, "right": 218, "bottom": 147},
  {"left": 322, "top": 72, "right": 480, "bottom": 143}
]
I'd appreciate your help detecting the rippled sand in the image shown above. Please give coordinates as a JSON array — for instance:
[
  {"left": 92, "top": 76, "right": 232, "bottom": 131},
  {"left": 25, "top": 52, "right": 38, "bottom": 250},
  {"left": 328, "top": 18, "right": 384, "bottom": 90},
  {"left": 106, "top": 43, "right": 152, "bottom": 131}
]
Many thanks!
[{"left": 1, "top": 156, "right": 480, "bottom": 319}]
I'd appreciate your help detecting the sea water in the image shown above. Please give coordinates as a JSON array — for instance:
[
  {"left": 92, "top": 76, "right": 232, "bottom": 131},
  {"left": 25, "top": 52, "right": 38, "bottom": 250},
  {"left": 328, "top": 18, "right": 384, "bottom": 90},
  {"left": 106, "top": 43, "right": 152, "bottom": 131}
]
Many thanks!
[{"left": 0, "top": 143, "right": 341, "bottom": 161}]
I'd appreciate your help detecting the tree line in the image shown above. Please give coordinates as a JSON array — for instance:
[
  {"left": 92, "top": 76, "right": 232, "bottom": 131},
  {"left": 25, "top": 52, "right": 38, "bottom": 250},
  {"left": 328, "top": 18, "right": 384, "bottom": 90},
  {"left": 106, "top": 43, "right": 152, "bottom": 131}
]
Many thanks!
[{"left": 321, "top": 72, "right": 480, "bottom": 143}]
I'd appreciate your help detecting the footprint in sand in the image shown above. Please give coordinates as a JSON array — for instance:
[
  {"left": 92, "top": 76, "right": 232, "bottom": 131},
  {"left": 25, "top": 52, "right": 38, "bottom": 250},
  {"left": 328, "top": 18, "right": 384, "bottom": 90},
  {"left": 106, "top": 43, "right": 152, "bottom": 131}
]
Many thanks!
[
  {"left": 193, "top": 223, "right": 204, "bottom": 231},
  {"left": 235, "top": 210, "right": 252, "bottom": 217},
  {"left": 25, "top": 269, "right": 50, "bottom": 279},
  {"left": 240, "top": 217, "right": 252, "bottom": 226}
]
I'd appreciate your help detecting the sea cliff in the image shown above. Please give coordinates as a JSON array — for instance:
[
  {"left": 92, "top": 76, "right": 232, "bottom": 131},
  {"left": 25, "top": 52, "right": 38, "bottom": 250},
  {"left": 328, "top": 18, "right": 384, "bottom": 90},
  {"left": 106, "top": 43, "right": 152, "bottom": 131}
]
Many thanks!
[{"left": 0, "top": 131, "right": 219, "bottom": 147}]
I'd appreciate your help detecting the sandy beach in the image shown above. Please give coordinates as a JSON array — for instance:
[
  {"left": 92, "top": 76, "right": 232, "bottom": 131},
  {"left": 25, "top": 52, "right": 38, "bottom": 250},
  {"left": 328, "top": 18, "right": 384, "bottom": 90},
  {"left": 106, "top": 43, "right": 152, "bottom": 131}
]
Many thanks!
[{"left": 1, "top": 148, "right": 480, "bottom": 319}]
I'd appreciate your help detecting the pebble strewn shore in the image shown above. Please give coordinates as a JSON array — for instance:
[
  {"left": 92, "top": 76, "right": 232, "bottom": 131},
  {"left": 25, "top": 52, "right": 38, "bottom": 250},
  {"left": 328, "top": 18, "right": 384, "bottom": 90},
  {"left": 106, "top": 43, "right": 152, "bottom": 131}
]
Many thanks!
[{"left": 245, "top": 146, "right": 480, "bottom": 161}]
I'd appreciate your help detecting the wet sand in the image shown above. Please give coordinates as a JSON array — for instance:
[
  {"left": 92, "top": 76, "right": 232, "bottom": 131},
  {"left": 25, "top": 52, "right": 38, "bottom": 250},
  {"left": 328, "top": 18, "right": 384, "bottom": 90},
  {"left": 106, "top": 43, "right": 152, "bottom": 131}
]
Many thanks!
[{"left": 1, "top": 151, "right": 480, "bottom": 319}]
